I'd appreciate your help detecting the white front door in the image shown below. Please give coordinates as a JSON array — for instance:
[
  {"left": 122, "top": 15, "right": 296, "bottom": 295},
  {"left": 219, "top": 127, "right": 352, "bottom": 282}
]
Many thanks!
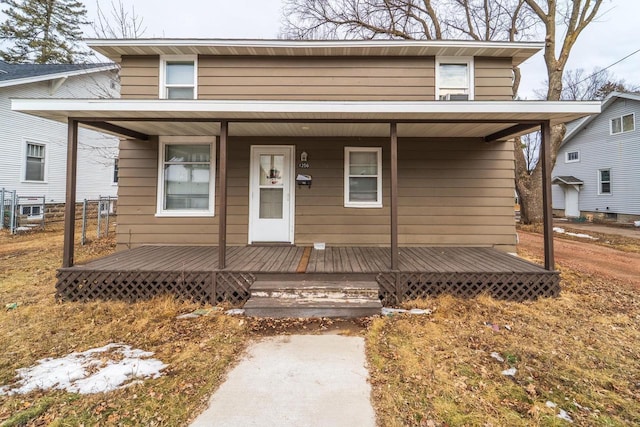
[
  {"left": 249, "top": 146, "right": 295, "bottom": 243},
  {"left": 564, "top": 186, "right": 580, "bottom": 217}
]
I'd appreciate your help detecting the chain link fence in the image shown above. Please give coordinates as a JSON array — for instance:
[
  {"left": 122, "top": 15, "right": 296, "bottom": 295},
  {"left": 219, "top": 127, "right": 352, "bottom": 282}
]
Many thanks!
[{"left": 1, "top": 188, "right": 116, "bottom": 242}]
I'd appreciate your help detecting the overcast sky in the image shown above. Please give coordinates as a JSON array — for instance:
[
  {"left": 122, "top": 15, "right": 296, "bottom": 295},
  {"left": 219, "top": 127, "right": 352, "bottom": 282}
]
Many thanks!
[{"left": 70, "top": 1, "right": 640, "bottom": 98}]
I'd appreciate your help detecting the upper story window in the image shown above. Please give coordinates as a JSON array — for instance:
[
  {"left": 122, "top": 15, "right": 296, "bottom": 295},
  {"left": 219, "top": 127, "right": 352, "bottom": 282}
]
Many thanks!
[
  {"left": 160, "top": 55, "right": 197, "bottom": 99},
  {"left": 24, "top": 141, "right": 46, "bottom": 182},
  {"left": 436, "top": 57, "right": 474, "bottom": 100},
  {"left": 566, "top": 151, "right": 580, "bottom": 163},
  {"left": 610, "top": 113, "right": 634, "bottom": 135},
  {"left": 344, "top": 147, "right": 382, "bottom": 208}
]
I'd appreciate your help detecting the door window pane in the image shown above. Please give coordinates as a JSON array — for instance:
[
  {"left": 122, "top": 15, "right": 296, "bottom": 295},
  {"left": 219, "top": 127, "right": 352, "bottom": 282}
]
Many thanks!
[
  {"left": 259, "top": 155, "right": 284, "bottom": 186},
  {"left": 259, "top": 188, "right": 283, "bottom": 219}
]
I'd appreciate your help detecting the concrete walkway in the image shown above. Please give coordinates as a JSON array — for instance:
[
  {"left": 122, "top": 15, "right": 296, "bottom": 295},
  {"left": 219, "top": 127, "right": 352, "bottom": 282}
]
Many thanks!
[{"left": 189, "top": 335, "right": 376, "bottom": 427}]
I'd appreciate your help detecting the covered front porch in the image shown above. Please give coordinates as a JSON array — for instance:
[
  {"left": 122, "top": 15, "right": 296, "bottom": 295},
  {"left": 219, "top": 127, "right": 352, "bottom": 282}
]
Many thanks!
[
  {"left": 12, "top": 98, "right": 600, "bottom": 308},
  {"left": 56, "top": 245, "right": 559, "bottom": 306}
]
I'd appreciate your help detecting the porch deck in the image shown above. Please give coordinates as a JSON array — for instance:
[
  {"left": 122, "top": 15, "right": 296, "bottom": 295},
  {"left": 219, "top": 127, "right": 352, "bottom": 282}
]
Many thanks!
[{"left": 56, "top": 246, "right": 560, "bottom": 305}]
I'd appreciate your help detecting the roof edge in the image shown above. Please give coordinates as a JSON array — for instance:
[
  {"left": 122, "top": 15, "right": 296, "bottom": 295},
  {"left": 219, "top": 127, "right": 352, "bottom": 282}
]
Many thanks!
[
  {"left": 563, "top": 91, "right": 640, "bottom": 144},
  {"left": 0, "top": 64, "right": 118, "bottom": 89}
]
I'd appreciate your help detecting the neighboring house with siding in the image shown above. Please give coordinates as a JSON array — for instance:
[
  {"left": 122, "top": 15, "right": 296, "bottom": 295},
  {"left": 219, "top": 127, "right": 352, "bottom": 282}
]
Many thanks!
[
  {"left": 552, "top": 92, "right": 640, "bottom": 223},
  {"left": 12, "top": 39, "right": 599, "bottom": 310},
  {"left": 0, "top": 60, "right": 119, "bottom": 218}
]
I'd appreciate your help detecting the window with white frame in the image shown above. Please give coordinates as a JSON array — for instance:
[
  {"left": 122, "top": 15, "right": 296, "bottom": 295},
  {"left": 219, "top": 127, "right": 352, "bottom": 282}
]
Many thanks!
[
  {"left": 160, "top": 56, "right": 197, "bottom": 99},
  {"left": 344, "top": 147, "right": 382, "bottom": 208},
  {"left": 21, "top": 205, "right": 42, "bottom": 218},
  {"left": 157, "top": 137, "right": 215, "bottom": 216},
  {"left": 598, "top": 169, "right": 611, "bottom": 195},
  {"left": 611, "top": 113, "right": 634, "bottom": 134},
  {"left": 436, "top": 57, "right": 474, "bottom": 100},
  {"left": 25, "top": 142, "right": 45, "bottom": 181},
  {"left": 112, "top": 158, "right": 119, "bottom": 184},
  {"left": 566, "top": 151, "right": 580, "bottom": 163}
]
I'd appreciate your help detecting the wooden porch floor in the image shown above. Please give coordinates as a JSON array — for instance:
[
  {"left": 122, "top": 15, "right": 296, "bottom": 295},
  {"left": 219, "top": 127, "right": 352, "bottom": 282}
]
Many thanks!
[{"left": 70, "top": 245, "right": 548, "bottom": 274}]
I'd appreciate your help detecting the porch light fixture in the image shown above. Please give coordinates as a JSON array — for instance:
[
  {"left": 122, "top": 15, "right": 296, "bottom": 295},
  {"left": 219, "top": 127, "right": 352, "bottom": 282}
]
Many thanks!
[{"left": 300, "top": 151, "right": 308, "bottom": 162}]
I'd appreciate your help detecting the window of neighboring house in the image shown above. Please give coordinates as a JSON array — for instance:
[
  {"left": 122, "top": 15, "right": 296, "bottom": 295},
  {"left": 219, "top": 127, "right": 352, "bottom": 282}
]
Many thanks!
[
  {"left": 24, "top": 142, "right": 46, "bottom": 182},
  {"left": 344, "top": 147, "right": 382, "bottom": 208},
  {"left": 610, "top": 113, "right": 635, "bottom": 134},
  {"left": 598, "top": 169, "right": 611, "bottom": 195},
  {"left": 160, "top": 55, "right": 197, "bottom": 99},
  {"left": 566, "top": 151, "right": 580, "bottom": 163},
  {"left": 21, "top": 205, "right": 42, "bottom": 219},
  {"left": 157, "top": 137, "right": 215, "bottom": 216},
  {"left": 436, "top": 57, "right": 474, "bottom": 100},
  {"left": 112, "top": 158, "right": 119, "bottom": 184}
]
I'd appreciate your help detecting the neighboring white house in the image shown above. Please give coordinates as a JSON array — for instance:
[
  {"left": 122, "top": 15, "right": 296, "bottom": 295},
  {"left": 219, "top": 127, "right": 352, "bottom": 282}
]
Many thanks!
[
  {"left": 552, "top": 92, "right": 640, "bottom": 223},
  {"left": 0, "top": 60, "right": 120, "bottom": 217}
]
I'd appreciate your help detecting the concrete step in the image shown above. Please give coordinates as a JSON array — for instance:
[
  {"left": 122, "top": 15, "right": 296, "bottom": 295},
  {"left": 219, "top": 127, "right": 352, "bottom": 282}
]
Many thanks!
[
  {"left": 243, "top": 296, "right": 382, "bottom": 318},
  {"left": 250, "top": 280, "right": 379, "bottom": 299}
]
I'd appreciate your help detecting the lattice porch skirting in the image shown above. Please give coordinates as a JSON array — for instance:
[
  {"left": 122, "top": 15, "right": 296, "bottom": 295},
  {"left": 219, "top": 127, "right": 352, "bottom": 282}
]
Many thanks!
[
  {"left": 56, "top": 269, "right": 253, "bottom": 305},
  {"left": 376, "top": 271, "right": 560, "bottom": 305}
]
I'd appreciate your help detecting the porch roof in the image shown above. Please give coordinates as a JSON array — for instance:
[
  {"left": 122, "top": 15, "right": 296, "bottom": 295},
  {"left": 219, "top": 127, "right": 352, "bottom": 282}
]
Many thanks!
[
  {"left": 86, "top": 38, "right": 543, "bottom": 66},
  {"left": 12, "top": 98, "right": 600, "bottom": 141}
]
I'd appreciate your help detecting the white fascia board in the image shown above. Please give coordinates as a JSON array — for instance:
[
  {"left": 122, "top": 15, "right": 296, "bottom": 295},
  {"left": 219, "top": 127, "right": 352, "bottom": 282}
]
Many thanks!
[
  {"left": 0, "top": 64, "right": 118, "bottom": 88},
  {"left": 86, "top": 38, "right": 544, "bottom": 51},
  {"left": 11, "top": 99, "right": 601, "bottom": 116}
]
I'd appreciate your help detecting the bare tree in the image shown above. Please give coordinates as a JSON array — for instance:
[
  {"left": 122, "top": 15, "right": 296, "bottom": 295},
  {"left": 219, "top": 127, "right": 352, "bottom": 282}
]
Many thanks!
[
  {"left": 92, "top": 0, "right": 146, "bottom": 39},
  {"left": 535, "top": 67, "right": 638, "bottom": 101}
]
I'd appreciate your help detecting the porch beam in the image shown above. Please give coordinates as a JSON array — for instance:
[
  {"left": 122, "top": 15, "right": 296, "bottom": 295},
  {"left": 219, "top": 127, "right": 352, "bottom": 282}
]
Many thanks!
[
  {"left": 72, "top": 117, "right": 544, "bottom": 125},
  {"left": 540, "top": 120, "right": 554, "bottom": 270},
  {"left": 62, "top": 119, "right": 78, "bottom": 268},
  {"left": 484, "top": 123, "right": 540, "bottom": 142},
  {"left": 218, "top": 120, "right": 228, "bottom": 269},
  {"left": 390, "top": 122, "right": 399, "bottom": 270},
  {"left": 81, "top": 120, "right": 150, "bottom": 140}
]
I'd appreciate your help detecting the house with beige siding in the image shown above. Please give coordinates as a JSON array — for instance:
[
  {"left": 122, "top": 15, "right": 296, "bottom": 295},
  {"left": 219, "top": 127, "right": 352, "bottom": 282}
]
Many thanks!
[{"left": 12, "top": 39, "right": 599, "bottom": 316}]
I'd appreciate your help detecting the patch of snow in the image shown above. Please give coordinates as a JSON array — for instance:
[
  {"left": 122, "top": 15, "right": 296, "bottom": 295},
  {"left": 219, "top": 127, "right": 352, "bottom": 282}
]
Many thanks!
[
  {"left": 553, "top": 227, "right": 597, "bottom": 240},
  {"left": 0, "top": 343, "right": 166, "bottom": 395},
  {"left": 226, "top": 308, "right": 245, "bottom": 316},
  {"left": 490, "top": 352, "right": 505, "bottom": 362},
  {"left": 546, "top": 401, "right": 557, "bottom": 408},
  {"left": 501, "top": 367, "right": 517, "bottom": 377},
  {"left": 557, "top": 409, "right": 574, "bottom": 423},
  {"left": 381, "top": 308, "right": 432, "bottom": 316}
]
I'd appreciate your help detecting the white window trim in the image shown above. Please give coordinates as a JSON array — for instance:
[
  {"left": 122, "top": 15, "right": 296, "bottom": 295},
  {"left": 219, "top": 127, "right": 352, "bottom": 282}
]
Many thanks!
[
  {"left": 112, "top": 157, "right": 119, "bottom": 186},
  {"left": 159, "top": 55, "right": 198, "bottom": 100},
  {"left": 21, "top": 138, "right": 48, "bottom": 183},
  {"left": 21, "top": 205, "right": 44, "bottom": 220},
  {"left": 565, "top": 150, "right": 580, "bottom": 163},
  {"left": 435, "top": 56, "right": 474, "bottom": 101},
  {"left": 344, "top": 146, "right": 383, "bottom": 208},
  {"left": 610, "top": 113, "right": 635, "bottom": 135},
  {"left": 156, "top": 136, "right": 216, "bottom": 217},
  {"left": 597, "top": 168, "right": 612, "bottom": 196}
]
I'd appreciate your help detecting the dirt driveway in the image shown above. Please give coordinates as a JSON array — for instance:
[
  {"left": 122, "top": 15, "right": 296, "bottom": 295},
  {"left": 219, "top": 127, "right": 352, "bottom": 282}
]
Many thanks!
[{"left": 518, "top": 231, "right": 640, "bottom": 288}]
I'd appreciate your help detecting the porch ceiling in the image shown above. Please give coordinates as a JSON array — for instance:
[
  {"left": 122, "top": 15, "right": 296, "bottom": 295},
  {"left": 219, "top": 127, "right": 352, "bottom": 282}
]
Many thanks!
[{"left": 12, "top": 98, "right": 600, "bottom": 141}]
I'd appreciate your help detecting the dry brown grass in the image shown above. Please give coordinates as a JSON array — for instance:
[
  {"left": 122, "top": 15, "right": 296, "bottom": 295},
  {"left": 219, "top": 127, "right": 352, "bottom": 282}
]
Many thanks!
[
  {"left": 367, "top": 250, "right": 640, "bottom": 426},
  {"left": 518, "top": 223, "right": 640, "bottom": 254},
  {"left": 0, "top": 225, "right": 248, "bottom": 426}
]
